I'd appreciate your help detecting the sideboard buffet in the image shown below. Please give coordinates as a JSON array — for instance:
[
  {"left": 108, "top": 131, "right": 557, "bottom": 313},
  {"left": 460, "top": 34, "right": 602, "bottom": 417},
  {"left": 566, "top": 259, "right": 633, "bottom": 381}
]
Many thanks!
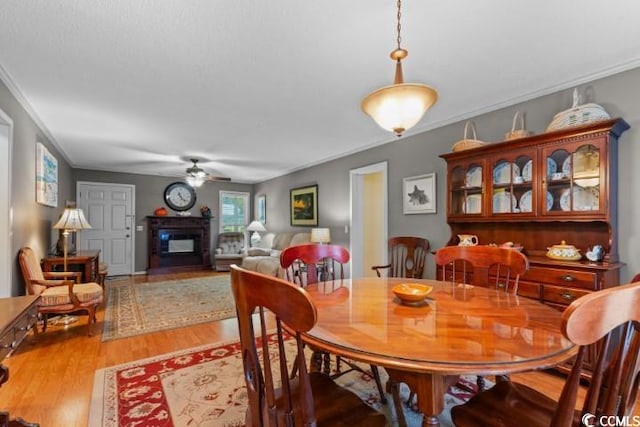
[
  {"left": 1, "top": 296, "right": 39, "bottom": 427},
  {"left": 439, "top": 118, "right": 629, "bottom": 373}
]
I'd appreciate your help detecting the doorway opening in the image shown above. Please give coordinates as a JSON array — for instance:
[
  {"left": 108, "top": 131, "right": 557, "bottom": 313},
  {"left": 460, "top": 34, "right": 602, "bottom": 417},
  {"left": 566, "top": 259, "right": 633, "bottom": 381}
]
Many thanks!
[{"left": 349, "top": 162, "right": 388, "bottom": 278}]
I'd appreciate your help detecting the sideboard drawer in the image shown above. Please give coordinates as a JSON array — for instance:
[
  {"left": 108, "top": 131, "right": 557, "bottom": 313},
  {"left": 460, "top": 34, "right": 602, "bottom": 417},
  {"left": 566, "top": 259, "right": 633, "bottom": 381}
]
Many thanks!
[
  {"left": 542, "top": 285, "right": 590, "bottom": 306},
  {"left": 525, "top": 268, "right": 597, "bottom": 290},
  {"left": 0, "top": 326, "right": 16, "bottom": 361},
  {"left": 516, "top": 280, "right": 541, "bottom": 300}
]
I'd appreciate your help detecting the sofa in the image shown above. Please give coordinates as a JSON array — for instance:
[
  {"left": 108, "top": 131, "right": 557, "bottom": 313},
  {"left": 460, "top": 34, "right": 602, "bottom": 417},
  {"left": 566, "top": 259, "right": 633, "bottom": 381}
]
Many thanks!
[{"left": 241, "top": 232, "right": 310, "bottom": 276}]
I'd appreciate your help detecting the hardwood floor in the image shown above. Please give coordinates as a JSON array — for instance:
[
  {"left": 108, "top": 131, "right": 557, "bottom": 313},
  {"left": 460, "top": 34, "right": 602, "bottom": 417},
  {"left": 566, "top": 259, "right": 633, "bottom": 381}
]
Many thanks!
[{"left": 0, "top": 271, "right": 633, "bottom": 426}]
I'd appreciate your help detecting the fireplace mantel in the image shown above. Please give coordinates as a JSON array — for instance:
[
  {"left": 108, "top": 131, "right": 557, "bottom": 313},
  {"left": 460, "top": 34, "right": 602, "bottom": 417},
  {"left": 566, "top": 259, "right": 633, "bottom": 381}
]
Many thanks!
[{"left": 147, "top": 216, "right": 211, "bottom": 274}]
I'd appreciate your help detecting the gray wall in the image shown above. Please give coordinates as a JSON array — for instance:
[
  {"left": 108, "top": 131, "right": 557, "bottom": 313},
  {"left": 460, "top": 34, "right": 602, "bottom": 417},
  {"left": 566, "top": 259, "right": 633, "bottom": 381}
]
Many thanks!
[
  {"left": 3, "top": 66, "right": 639, "bottom": 295},
  {"left": 0, "top": 79, "right": 75, "bottom": 295},
  {"left": 254, "top": 67, "right": 640, "bottom": 282},
  {"left": 72, "top": 169, "right": 252, "bottom": 273}
]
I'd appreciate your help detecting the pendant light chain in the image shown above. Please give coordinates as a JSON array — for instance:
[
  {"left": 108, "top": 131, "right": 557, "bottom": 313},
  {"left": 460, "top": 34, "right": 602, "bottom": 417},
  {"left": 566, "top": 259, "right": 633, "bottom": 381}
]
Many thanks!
[
  {"left": 361, "top": 0, "right": 438, "bottom": 136},
  {"left": 396, "top": 0, "right": 402, "bottom": 50}
]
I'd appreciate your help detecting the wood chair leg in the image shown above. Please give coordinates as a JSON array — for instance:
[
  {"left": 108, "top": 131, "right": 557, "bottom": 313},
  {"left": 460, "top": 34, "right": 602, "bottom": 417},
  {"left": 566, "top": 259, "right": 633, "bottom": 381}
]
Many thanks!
[
  {"left": 86, "top": 306, "right": 96, "bottom": 336},
  {"left": 370, "top": 365, "right": 388, "bottom": 404},
  {"left": 388, "top": 379, "right": 408, "bottom": 427}
]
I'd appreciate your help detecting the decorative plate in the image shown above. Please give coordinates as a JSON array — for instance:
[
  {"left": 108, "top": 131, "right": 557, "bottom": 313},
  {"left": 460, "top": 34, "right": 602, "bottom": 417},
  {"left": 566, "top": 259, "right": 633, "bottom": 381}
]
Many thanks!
[
  {"left": 518, "top": 190, "right": 553, "bottom": 212},
  {"left": 392, "top": 283, "right": 433, "bottom": 303},
  {"left": 522, "top": 158, "right": 556, "bottom": 182},
  {"left": 463, "top": 194, "right": 482, "bottom": 214},
  {"left": 522, "top": 160, "right": 533, "bottom": 182},
  {"left": 546, "top": 158, "right": 558, "bottom": 177},
  {"left": 493, "top": 162, "right": 520, "bottom": 184},
  {"left": 519, "top": 190, "right": 532, "bottom": 213},
  {"left": 560, "top": 187, "right": 599, "bottom": 211},
  {"left": 465, "top": 166, "right": 482, "bottom": 188},
  {"left": 560, "top": 188, "right": 571, "bottom": 211},
  {"left": 493, "top": 191, "right": 517, "bottom": 213},
  {"left": 562, "top": 157, "right": 571, "bottom": 177},
  {"left": 573, "top": 186, "right": 599, "bottom": 211}
]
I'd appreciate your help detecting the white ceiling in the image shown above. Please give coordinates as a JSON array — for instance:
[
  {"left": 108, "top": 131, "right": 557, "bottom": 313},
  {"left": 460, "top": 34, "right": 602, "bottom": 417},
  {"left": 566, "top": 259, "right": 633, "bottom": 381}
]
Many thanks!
[{"left": 1, "top": 1, "right": 639, "bottom": 183}]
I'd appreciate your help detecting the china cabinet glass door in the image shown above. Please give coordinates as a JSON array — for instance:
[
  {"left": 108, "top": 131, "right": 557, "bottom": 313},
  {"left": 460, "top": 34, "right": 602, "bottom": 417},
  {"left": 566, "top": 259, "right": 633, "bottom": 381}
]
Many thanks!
[
  {"left": 449, "top": 162, "right": 484, "bottom": 216},
  {"left": 490, "top": 153, "right": 534, "bottom": 215},
  {"left": 543, "top": 141, "right": 602, "bottom": 215}
]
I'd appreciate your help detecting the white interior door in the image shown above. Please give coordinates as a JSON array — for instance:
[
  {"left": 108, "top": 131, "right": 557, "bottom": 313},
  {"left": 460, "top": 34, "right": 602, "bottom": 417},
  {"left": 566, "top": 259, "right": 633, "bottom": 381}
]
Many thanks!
[
  {"left": 350, "top": 162, "right": 388, "bottom": 278},
  {"left": 77, "top": 182, "right": 135, "bottom": 276},
  {"left": 0, "top": 109, "right": 12, "bottom": 297}
]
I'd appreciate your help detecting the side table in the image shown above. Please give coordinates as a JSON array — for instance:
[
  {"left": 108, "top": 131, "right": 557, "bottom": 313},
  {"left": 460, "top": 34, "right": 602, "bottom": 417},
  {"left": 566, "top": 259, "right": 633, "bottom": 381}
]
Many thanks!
[
  {"left": 41, "top": 250, "right": 100, "bottom": 283},
  {"left": 0, "top": 295, "right": 39, "bottom": 427}
]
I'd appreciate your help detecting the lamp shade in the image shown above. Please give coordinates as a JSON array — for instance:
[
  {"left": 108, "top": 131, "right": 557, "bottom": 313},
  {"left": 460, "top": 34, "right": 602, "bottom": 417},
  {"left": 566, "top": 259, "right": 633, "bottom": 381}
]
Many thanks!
[
  {"left": 361, "top": 83, "right": 438, "bottom": 136},
  {"left": 247, "top": 220, "right": 266, "bottom": 248},
  {"left": 246, "top": 220, "right": 267, "bottom": 232},
  {"left": 311, "top": 228, "right": 331, "bottom": 244},
  {"left": 53, "top": 208, "right": 92, "bottom": 231}
]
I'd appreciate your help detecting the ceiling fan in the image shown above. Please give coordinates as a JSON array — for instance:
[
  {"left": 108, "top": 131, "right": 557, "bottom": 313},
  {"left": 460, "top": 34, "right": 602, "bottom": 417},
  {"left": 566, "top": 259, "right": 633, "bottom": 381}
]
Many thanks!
[{"left": 185, "top": 158, "right": 231, "bottom": 187}]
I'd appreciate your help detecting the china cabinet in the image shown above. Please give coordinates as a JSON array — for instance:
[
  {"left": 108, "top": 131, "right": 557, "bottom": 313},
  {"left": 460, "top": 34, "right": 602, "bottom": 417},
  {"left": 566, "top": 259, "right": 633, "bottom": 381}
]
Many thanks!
[{"left": 439, "top": 118, "right": 629, "bottom": 374}]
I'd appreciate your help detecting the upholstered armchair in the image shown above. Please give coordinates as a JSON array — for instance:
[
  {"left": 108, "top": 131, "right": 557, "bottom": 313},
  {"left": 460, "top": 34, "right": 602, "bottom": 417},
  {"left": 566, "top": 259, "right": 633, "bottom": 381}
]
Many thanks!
[
  {"left": 214, "top": 232, "right": 245, "bottom": 271},
  {"left": 18, "top": 247, "right": 104, "bottom": 336}
]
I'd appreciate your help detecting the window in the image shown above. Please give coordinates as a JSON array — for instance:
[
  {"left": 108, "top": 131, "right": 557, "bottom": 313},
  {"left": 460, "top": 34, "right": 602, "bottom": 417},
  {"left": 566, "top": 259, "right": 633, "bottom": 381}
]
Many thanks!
[{"left": 219, "top": 191, "right": 249, "bottom": 233}]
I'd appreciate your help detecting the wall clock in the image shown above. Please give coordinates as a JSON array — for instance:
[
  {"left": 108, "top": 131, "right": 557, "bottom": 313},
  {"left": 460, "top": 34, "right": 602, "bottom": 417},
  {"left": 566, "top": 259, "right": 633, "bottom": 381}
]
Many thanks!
[{"left": 164, "top": 182, "right": 197, "bottom": 211}]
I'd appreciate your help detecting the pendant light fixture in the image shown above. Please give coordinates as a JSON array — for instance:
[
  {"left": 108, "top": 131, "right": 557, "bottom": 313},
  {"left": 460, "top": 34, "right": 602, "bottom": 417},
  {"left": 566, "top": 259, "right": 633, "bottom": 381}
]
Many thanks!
[{"left": 361, "top": 0, "right": 438, "bottom": 136}]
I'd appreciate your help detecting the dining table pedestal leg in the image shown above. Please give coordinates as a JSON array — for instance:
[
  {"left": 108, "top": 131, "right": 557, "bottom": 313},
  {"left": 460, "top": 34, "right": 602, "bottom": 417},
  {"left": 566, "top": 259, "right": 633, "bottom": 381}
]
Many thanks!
[{"left": 386, "top": 368, "right": 459, "bottom": 427}]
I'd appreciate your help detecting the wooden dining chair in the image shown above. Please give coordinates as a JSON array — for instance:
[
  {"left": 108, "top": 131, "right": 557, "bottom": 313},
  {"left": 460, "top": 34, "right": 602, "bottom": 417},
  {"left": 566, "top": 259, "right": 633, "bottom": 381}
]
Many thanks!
[
  {"left": 280, "top": 243, "right": 348, "bottom": 287},
  {"left": 230, "top": 265, "right": 387, "bottom": 427},
  {"left": 451, "top": 280, "right": 640, "bottom": 427},
  {"left": 280, "top": 243, "right": 388, "bottom": 404},
  {"left": 18, "top": 247, "right": 104, "bottom": 336},
  {"left": 436, "top": 245, "right": 530, "bottom": 392},
  {"left": 371, "top": 236, "right": 430, "bottom": 279},
  {"left": 436, "top": 245, "right": 529, "bottom": 295}
]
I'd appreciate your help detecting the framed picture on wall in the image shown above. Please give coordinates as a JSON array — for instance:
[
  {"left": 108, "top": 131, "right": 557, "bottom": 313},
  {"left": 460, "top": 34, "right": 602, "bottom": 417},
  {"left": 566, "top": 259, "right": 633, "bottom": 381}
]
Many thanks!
[
  {"left": 403, "top": 173, "right": 436, "bottom": 214},
  {"left": 290, "top": 184, "right": 318, "bottom": 226},
  {"left": 256, "top": 194, "right": 266, "bottom": 224},
  {"left": 36, "top": 142, "right": 58, "bottom": 207}
]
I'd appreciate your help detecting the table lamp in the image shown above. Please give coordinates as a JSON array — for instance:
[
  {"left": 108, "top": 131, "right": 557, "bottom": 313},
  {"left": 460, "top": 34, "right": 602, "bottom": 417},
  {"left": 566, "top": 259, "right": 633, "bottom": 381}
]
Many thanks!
[
  {"left": 53, "top": 208, "right": 92, "bottom": 271},
  {"left": 246, "top": 220, "right": 267, "bottom": 247},
  {"left": 311, "top": 228, "right": 331, "bottom": 244}
]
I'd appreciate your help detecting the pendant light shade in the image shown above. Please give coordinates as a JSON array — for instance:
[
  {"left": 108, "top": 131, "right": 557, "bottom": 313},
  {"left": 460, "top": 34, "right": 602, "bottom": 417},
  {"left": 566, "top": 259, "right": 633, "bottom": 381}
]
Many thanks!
[
  {"left": 362, "top": 82, "right": 438, "bottom": 136},
  {"left": 362, "top": 0, "right": 438, "bottom": 136}
]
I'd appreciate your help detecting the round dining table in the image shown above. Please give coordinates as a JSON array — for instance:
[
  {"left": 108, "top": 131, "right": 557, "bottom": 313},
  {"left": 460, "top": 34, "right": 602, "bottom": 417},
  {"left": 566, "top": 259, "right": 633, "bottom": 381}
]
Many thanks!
[{"left": 300, "top": 277, "right": 577, "bottom": 427}]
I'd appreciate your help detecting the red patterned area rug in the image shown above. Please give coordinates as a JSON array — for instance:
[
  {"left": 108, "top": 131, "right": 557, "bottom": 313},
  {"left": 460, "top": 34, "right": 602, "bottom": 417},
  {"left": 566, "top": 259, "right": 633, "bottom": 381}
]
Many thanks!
[
  {"left": 102, "top": 275, "right": 236, "bottom": 341},
  {"left": 89, "top": 335, "right": 478, "bottom": 426}
]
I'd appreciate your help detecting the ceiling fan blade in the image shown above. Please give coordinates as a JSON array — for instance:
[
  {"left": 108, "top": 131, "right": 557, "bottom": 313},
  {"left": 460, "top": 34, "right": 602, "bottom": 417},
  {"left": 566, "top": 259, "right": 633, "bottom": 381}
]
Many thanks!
[{"left": 205, "top": 176, "right": 232, "bottom": 182}]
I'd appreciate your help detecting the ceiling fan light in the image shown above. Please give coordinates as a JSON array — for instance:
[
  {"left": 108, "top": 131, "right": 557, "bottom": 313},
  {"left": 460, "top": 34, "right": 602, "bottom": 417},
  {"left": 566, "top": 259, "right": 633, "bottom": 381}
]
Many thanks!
[
  {"left": 361, "top": 83, "right": 438, "bottom": 136},
  {"left": 186, "top": 175, "right": 204, "bottom": 187}
]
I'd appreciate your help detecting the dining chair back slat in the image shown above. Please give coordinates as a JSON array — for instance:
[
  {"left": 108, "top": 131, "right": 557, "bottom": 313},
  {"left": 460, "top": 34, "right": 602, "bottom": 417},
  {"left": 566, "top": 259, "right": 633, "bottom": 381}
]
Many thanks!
[{"left": 230, "top": 265, "right": 386, "bottom": 427}]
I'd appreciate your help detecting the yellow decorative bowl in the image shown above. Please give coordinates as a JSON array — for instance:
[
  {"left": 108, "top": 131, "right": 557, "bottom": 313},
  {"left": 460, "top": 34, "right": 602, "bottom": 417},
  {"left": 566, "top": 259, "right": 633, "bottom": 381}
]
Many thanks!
[{"left": 392, "top": 283, "right": 433, "bottom": 303}]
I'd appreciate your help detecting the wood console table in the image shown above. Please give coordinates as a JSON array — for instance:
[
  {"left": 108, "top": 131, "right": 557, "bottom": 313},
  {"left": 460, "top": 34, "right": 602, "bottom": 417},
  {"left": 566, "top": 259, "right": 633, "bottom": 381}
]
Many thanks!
[
  {"left": 0, "top": 296, "right": 39, "bottom": 427},
  {"left": 42, "top": 250, "right": 100, "bottom": 283}
]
